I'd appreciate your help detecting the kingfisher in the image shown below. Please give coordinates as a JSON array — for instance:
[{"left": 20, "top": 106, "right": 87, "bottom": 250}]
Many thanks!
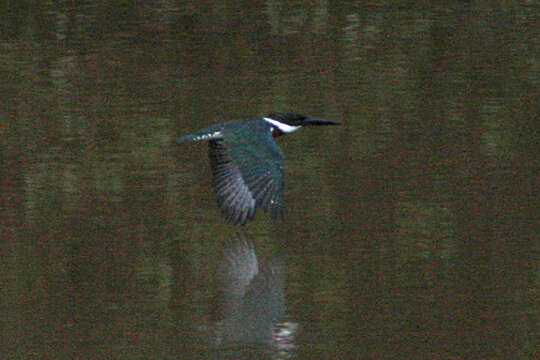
[{"left": 174, "top": 112, "right": 340, "bottom": 225}]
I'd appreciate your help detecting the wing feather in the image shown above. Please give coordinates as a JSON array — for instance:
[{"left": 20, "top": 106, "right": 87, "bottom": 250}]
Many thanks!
[{"left": 208, "top": 121, "right": 284, "bottom": 224}]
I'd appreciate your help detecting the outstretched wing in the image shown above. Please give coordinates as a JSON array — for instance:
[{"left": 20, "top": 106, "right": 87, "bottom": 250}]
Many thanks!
[{"left": 208, "top": 122, "right": 285, "bottom": 225}]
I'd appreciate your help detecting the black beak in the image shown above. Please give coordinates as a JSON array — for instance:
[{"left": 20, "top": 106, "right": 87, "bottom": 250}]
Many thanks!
[{"left": 304, "top": 117, "right": 341, "bottom": 126}]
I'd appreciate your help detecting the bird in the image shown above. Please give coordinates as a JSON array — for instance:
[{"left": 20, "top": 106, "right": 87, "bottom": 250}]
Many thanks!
[{"left": 174, "top": 112, "right": 340, "bottom": 225}]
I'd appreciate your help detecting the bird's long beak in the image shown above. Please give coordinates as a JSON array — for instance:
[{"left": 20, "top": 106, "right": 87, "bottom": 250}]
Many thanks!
[{"left": 304, "top": 117, "right": 341, "bottom": 126}]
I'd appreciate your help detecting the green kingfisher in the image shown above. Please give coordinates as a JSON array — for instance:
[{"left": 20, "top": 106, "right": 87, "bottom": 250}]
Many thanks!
[{"left": 174, "top": 112, "right": 340, "bottom": 225}]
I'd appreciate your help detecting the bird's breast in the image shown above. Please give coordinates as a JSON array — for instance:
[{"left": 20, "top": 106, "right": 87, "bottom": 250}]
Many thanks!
[{"left": 271, "top": 127, "right": 285, "bottom": 138}]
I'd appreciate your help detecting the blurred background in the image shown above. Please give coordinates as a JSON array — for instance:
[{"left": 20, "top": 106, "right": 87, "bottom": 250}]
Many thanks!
[{"left": 1, "top": 1, "right": 537, "bottom": 359}]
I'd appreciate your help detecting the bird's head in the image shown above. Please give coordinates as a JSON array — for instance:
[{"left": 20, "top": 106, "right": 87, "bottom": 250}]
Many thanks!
[{"left": 264, "top": 113, "right": 340, "bottom": 134}]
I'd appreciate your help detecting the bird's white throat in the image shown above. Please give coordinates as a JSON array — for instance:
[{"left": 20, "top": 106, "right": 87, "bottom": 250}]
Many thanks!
[{"left": 263, "top": 117, "right": 301, "bottom": 133}]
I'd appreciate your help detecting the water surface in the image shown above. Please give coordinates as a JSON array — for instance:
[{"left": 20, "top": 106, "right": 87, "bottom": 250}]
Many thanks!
[{"left": 1, "top": 2, "right": 536, "bottom": 359}]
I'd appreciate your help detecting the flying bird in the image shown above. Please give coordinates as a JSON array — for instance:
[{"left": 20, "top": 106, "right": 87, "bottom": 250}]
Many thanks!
[{"left": 174, "top": 112, "right": 340, "bottom": 225}]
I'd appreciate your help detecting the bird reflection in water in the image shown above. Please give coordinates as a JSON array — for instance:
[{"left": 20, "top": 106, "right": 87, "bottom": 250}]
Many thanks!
[{"left": 212, "top": 232, "right": 297, "bottom": 355}]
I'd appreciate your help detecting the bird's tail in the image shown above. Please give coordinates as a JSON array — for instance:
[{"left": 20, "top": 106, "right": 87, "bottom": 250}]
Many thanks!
[{"left": 173, "top": 125, "right": 224, "bottom": 143}]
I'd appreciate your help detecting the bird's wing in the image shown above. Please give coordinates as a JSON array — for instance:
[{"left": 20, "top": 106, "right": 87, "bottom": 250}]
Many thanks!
[{"left": 208, "top": 126, "right": 284, "bottom": 225}]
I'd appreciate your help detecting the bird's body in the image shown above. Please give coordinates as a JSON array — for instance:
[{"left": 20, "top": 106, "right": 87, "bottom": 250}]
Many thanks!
[{"left": 174, "top": 113, "right": 339, "bottom": 225}]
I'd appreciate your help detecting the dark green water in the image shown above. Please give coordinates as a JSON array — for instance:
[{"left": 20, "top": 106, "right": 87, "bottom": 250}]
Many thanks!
[{"left": 1, "top": 2, "right": 537, "bottom": 359}]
